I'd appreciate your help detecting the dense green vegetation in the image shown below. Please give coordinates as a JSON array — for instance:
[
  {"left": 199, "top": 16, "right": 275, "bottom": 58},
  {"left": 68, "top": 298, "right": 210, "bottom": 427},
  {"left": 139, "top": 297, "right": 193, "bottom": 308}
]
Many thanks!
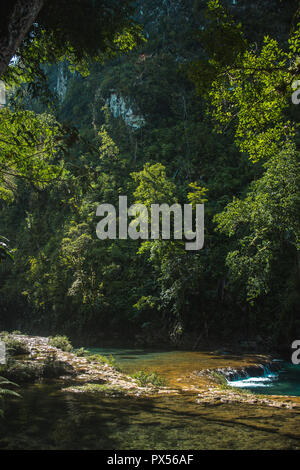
[{"left": 0, "top": 0, "right": 299, "bottom": 353}]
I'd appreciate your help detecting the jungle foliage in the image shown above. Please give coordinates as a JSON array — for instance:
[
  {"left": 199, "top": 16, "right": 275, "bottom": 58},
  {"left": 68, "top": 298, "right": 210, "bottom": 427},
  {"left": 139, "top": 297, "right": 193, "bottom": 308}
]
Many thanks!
[{"left": 0, "top": 0, "right": 299, "bottom": 350}]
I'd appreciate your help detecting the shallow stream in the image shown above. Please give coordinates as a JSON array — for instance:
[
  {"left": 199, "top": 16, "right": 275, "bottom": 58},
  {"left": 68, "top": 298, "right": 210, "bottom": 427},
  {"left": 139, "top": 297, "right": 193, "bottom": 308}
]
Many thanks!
[{"left": 1, "top": 348, "right": 299, "bottom": 450}]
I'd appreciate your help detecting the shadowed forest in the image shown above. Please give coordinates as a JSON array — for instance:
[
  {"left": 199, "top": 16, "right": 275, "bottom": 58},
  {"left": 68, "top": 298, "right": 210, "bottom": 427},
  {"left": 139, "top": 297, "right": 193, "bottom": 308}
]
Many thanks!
[{"left": 0, "top": 0, "right": 300, "bottom": 354}]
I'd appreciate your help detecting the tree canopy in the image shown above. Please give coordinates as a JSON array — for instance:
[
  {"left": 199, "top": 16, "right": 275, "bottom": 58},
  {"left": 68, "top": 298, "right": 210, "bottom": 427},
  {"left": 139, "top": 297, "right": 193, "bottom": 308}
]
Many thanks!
[
  {"left": 0, "top": 0, "right": 299, "bottom": 349},
  {"left": 0, "top": 0, "right": 142, "bottom": 81}
]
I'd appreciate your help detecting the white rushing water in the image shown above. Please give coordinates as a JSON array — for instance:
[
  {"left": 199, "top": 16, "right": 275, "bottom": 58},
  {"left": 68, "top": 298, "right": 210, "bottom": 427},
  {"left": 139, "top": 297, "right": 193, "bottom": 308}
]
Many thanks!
[
  {"left": 227, "top": 374, "right": 279, "bottom": 388},
  {"left": 227, "top": 364, "right": 279, "bottom": 389}
]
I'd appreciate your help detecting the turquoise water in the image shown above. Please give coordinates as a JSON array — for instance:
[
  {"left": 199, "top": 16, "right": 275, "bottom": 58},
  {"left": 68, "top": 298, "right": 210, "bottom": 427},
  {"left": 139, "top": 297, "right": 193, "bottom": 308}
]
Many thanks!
[
  {"left": 227, "top": 362, "right": 300, "bottom": 396},
  {"left": 1, "top": 348, "right": 299, "bottom": 449},
  {"left": 91, "top": 348, "right": 300, "bottom": 397}
]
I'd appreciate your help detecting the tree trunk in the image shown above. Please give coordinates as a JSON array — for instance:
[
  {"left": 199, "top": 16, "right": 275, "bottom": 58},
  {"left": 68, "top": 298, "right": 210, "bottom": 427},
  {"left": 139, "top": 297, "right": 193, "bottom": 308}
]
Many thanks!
[{"left": 0, "top": 0, "right": 45, "bottom": 79}]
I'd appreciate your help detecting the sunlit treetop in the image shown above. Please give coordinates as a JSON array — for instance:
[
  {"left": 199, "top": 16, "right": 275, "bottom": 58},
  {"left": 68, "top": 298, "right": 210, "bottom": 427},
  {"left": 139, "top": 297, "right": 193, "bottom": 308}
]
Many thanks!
[
  {"left": 188, "top": 0, "right": 300, "bottom": 163},
  {"left": 0, "top": 0, "right": 144, "bottom": 86}
]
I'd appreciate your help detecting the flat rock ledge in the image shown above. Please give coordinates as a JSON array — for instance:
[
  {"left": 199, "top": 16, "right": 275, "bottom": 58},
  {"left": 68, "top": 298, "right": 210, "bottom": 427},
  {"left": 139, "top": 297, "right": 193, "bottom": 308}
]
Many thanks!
[
  {"left": 7, "top": 335, "right": 177, "bottom": 397},
  {"left": 195, "top": 386, "right": 299, "bottom": 409}
]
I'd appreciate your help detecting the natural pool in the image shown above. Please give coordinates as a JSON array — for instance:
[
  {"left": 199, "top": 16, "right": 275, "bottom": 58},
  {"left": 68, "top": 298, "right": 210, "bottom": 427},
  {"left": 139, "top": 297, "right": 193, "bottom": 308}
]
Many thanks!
[
  {"left": 91, "top": 348, "right": 300, "bottom": 397},
  {"left": 1, "top": 348, "right": 300, "bottom": 450}
]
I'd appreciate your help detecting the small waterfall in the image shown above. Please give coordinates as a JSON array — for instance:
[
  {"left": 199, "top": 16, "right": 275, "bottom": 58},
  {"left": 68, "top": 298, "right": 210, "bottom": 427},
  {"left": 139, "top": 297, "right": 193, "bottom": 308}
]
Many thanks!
[{"left": 222, "top": 362, "right": 281, "bottom": 389}]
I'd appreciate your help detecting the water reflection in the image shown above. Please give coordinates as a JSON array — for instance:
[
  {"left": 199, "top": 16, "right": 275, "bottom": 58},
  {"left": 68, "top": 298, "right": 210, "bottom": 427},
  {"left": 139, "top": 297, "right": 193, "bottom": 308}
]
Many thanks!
[
  {"left": 1, "top": 349, "right": 300, "bottom": 450},
  {"left": 1, "top": 382, "right": 300, "bottom": 450}
]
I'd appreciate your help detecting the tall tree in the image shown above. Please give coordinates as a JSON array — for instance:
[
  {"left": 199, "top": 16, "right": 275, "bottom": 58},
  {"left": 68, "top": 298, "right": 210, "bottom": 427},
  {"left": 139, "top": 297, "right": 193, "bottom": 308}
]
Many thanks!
[
  {"left": 0, "top": 1, "right": 44, "bottom": 78},
  {"left": 0, "top": 0, "right": 141, "bottom": 81}
]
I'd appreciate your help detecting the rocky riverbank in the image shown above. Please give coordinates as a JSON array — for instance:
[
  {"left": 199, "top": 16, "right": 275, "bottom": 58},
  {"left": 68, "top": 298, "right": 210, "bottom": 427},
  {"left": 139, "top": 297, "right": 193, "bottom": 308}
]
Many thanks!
[
  {"left": 0, "top": 334, "right": 170, "bottom": 396},
  {"left": 1, "top": 334, "right": 299, "bottom": 410}
]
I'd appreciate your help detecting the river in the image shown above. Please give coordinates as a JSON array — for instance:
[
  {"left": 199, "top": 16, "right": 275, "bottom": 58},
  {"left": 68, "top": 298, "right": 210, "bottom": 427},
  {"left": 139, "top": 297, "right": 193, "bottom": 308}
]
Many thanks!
[{"left": 0, "top": 348, "right": 299, "bottom": 450}]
